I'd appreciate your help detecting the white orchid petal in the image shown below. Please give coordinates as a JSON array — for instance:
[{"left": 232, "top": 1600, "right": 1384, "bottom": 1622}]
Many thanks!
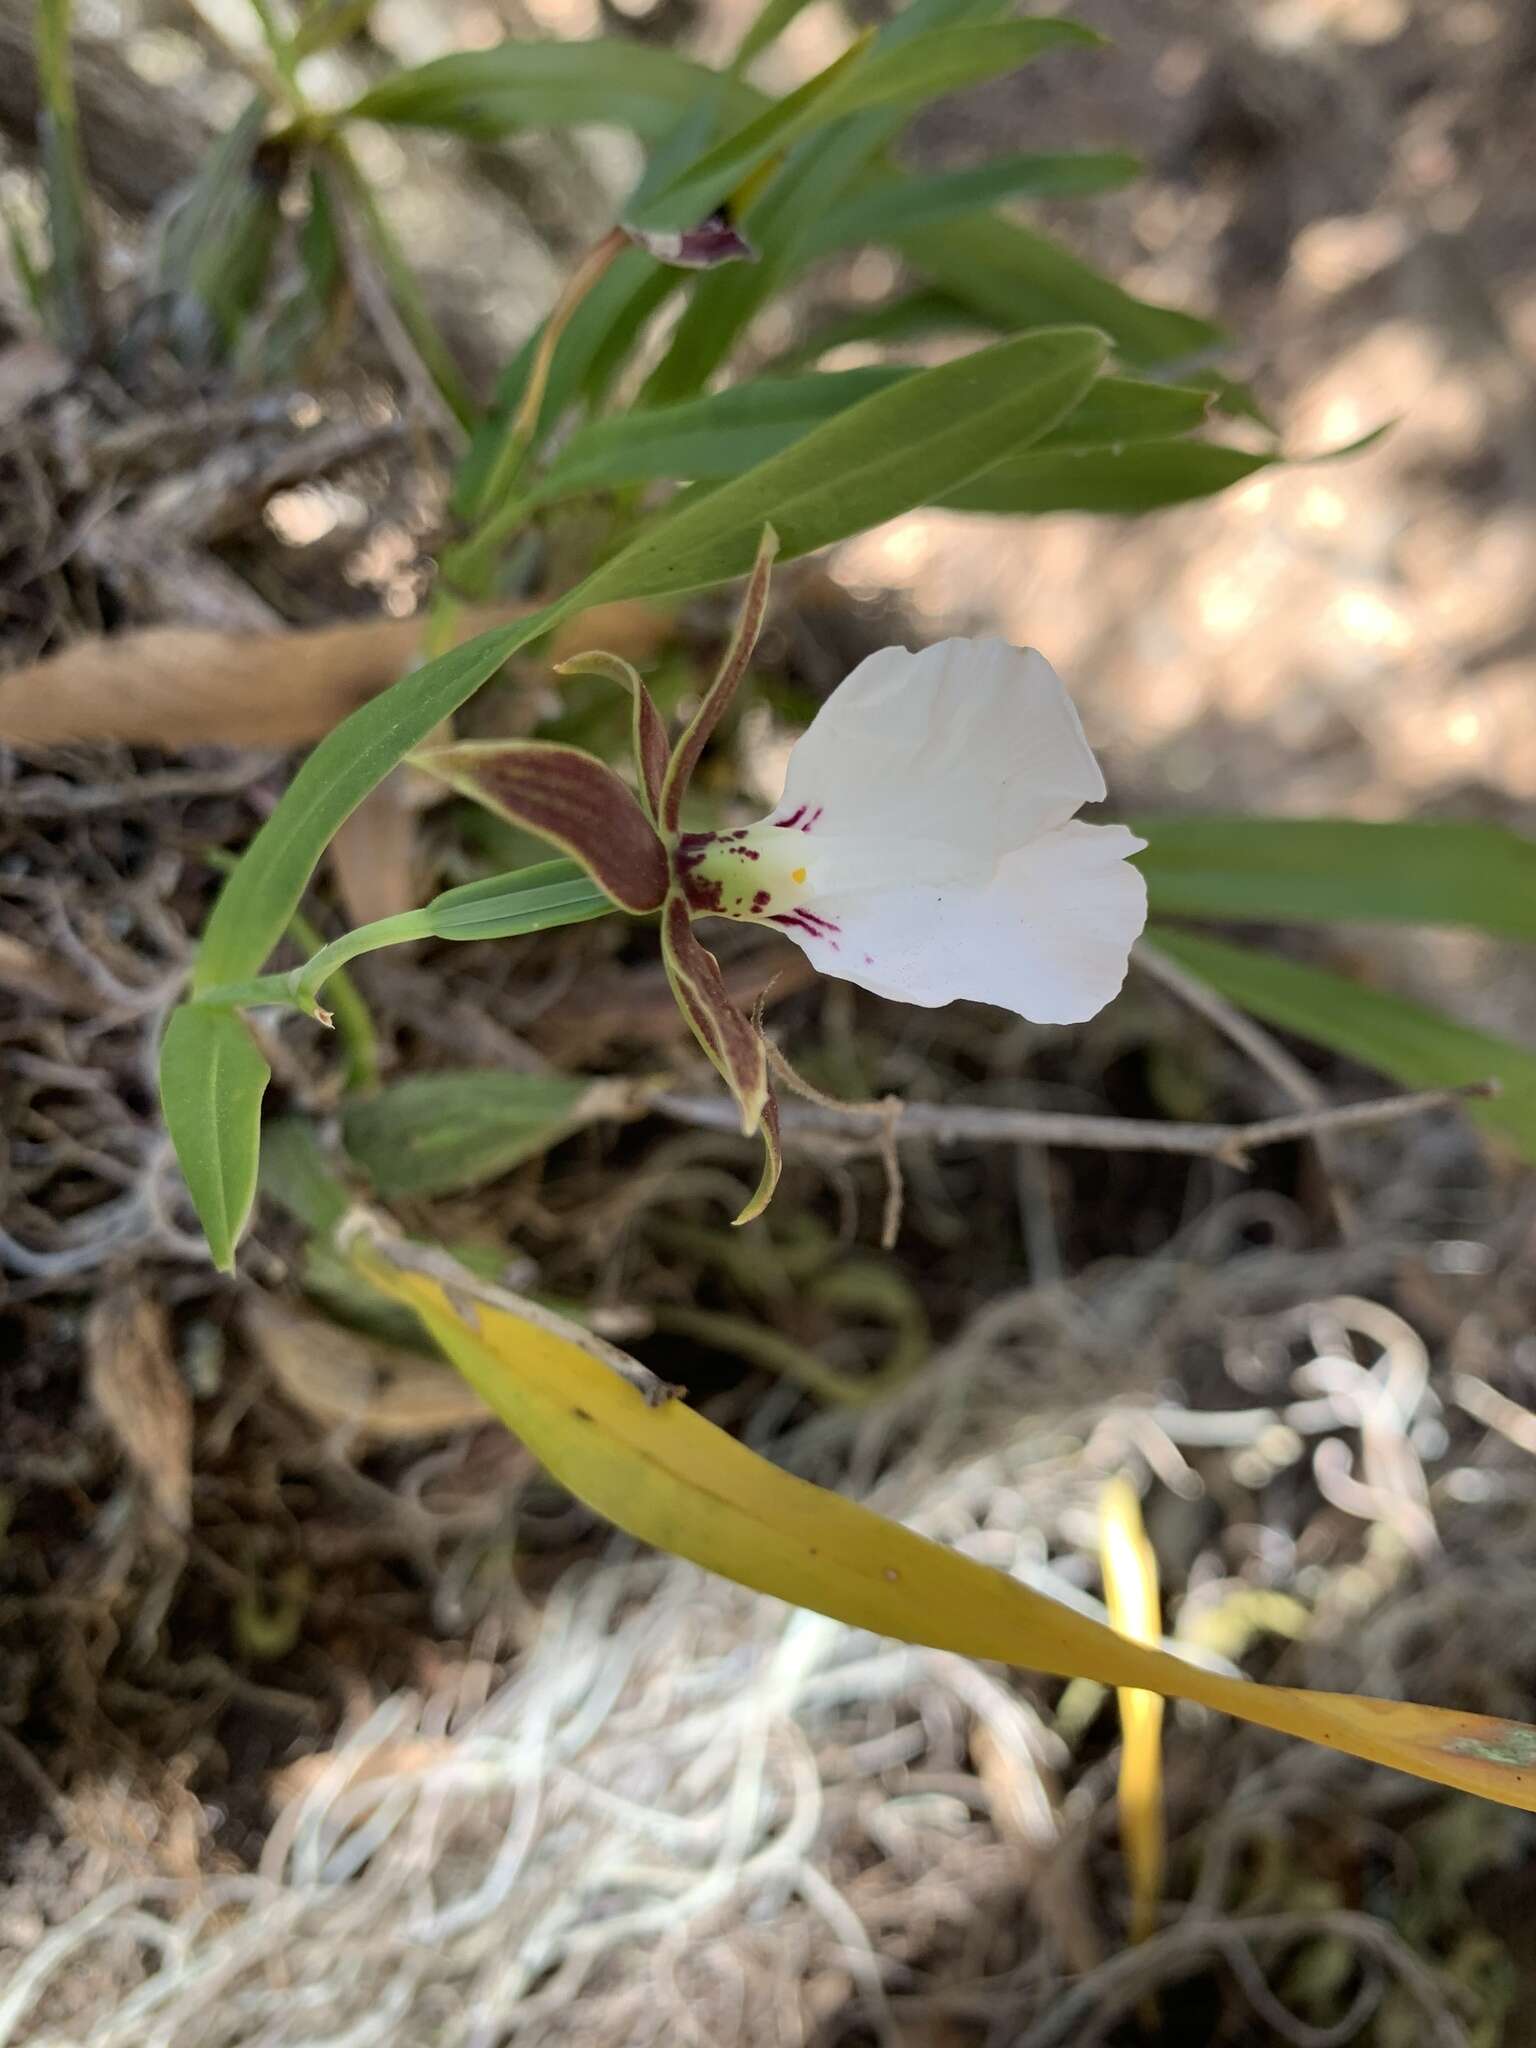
[
  {"left": 774, "top": 639, "right": 1106, "bottom": 858},
  {"left": 776, "top": 822, "right": 1148, "bottom": 1024}
]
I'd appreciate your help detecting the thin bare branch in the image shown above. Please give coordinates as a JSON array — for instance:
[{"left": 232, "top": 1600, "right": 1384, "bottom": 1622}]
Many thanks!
[{"left": 654, "top": 1081, "right": 1496, "bottom": 1167}]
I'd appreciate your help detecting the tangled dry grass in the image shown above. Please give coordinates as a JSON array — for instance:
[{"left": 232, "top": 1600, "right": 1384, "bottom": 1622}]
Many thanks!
[{"left": 7, "top": 1145, "right": 1536, "bottom": 2046}]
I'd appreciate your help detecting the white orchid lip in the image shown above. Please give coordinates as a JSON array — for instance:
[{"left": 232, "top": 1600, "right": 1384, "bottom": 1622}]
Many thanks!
[{"left": 677, "top": 637, "right": 1148, "bottom": 1027}]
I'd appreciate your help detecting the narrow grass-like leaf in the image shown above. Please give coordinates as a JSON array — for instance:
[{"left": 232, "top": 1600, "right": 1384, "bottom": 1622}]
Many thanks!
[
  {"left": 1139, "top": 818, "right": 1536, "bottom": 943},
  {"left": 455, "top": 250, "right": 676, "bottom": 522},
  {"left": 942, "top": 439, "right": 1268, "bottom": 515},
  {"left": 191, "top": 603, "right": 566, "bottom": 993},
  {"left": 349, "top": 41, "right": 763, "bottom": 143},
  {"left": 530, "top": 371, "right": 1210, "bottom": 513},
  {"left": 426, "top": 860, "right": 617, "bottom": 942},
  {"left": 156, "top": 96, "right": 288, "bottom": 362},
  {"left": 34, "top": 0, "right": 100, "bottom": 358},
  {"left": 898, "top": 213, "right": 1223, "bottom": 366},
  {"left": 351, "top": 1234, "right": 1536, "bottom": 1815},
  {"left": 1149, "top": 927, "right": 1536, "bottom": 1161},
  {"left": 641, "top": 0, "right": 1012, "bottom": 401},
  {"left": 342, "top": 1071, "right": 647, "bottom": 1197},
  {"left": 631, "top": 19, "right": 1099, "bottom": 233},
  {"left": 581, "top": 326, "right": 1107, "bottom": 603},
  {"left": 802, "top": 150, "right": 1142, "bottom": 255},
  {"left": 731, "top": 0, "right": 820, "bottom": 68},
  {"left": 765, "top": 289, "right": 995, "bottom": 373},
  {"left": 327, "top": 152, "right": 477, "bottom": 432},
  {"left": 159, "top": 1006, "right": 270, "bottom": 1271}
]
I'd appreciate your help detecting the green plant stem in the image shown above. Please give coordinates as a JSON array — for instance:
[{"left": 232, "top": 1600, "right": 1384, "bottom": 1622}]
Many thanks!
[
  {"left": 293, "top": 908, "right": 437, "bottom": 1006},
  {"left": 288, "top": 905, "right": 379, "bottom": 1091}
]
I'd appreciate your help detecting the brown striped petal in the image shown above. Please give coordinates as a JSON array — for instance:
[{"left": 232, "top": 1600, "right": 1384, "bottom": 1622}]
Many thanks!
[
  {"left": 661, "top": 892, "right": 779, "bottom": 1224},
  {"left": 417, "top": 741, "right": 668, "bottom": 914},
  {"left": 660, "top": 524, "right": 778, "bottom": 833},
  {"left": 553, "top": 648, "right": 669, "bottom": 824}
]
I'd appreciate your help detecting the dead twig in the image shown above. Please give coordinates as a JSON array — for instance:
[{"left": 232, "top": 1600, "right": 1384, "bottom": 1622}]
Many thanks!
[
  {"left": 654, "top": 1082, "right": 1497, "bottom": 1168},
  {"left": 1135, "top": 937, "right": 1358, "bottom": 1234}
]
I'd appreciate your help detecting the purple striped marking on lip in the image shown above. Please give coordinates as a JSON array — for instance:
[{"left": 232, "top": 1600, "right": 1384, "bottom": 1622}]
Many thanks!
[{"left": 773, "top": 804, "right": 823, "bottom": 833}]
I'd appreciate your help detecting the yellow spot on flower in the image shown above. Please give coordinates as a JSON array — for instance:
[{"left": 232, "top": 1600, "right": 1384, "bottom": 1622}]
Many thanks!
[{"left": 792, "top": 866, "right": 806, "bottom": 884}]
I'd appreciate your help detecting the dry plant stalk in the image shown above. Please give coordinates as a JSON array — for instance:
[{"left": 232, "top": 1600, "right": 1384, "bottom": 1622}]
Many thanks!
[
  {"left": 85, "top": 1281, "right": 192, "bottom": 1531},
  {"left": 242, "top": 1290, "right": 492, "bottom": 1441},
  {"left": 0, "top": 601, "right": 671, "bottom": 750}
]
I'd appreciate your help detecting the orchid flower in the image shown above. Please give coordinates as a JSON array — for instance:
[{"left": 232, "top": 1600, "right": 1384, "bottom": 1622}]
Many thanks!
[{"left": 418, "top": 528, "right": 1146, "bottom": 1223}]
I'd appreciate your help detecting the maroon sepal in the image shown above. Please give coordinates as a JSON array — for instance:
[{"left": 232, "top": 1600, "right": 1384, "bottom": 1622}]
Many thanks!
[
  {"left": 660, "top": 524, "right": 778, "bottom": 834},
  {"left": 554, "top": 649, "right": 669, "bottom": 825},
  {"left": 417, "top": 740, "right": 668, "bottom": 914},
  {"left": 661, "top": 892, "right": 779, "bottom": 1222}
]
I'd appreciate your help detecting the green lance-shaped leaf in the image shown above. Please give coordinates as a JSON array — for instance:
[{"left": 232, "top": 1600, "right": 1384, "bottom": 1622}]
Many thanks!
[
  {"left": 581, "top": 325, "right": 1108, "bottom": 604},
  {"left": 941, "top": 439, "right": 1270, "bottom": 517},
  {"left": 526, "top": 370, "right": 1212, "bottom": 514},
  {"left": 159, "top": 1006, "right": 270, "bottom": 1272},
  {"left": 800, "top": 150, "right": 1143, "bottom": 257},
  {"left": 897, "top": 212, "right": 1224, "bottom": 368},
  {"left": 416, "top": 742, "right": 669, "bottom": 914},
  {"left": 425, "top": 858, "right": 616, "bottom": 943},
  {"left": 34, "top": 0, "right": 101, "bottom": 359},
  {"left": 190, "top": 604, "right": 567, "bottom": 999},
  {"left": 154, "top": 96, "right": 290, "bottom": 364},
  {"left": 630, "top": 19, "right": 1100, "bottom": 234},
  {"left": 1149, "top": 927, "right": 1536, "bottom": 1162},
  {"left": 1138, "top": 817, "right": 1536, "bottom": 944},
  {"left": 341, "top": 1071, "right": 653, "bottom": 1199},
  {"left": 347, "top": 40, "right": 765, "bottom": 144},
  {"left": 639, "top": 0, "right": 1065, "bottom": 400}
]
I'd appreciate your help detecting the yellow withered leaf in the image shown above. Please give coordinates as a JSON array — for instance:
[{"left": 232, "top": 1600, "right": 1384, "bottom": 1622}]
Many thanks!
[
  {"left": 1099, "top": 1476, "right": 1166, "bottom": 1945},
  {"left": 347, "top": 1224, "right": 1536, "bottom": 1814}
]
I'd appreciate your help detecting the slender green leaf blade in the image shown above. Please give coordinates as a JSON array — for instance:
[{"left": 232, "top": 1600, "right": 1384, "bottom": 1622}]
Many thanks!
[
  {"left": 898, "top": 213, "right": 1224, "bottom": 366},
  {"left": 192, "top": 603, "right": 566, "bottom": 993},
  {"left": 632, "top": 19, "right": 1100, "bottom": 232},
  {"left": 766, "top": 288, "right": 995, "bottom": 371},
  {"left": 732, "top": 0, "right": 819, "bottom": 67},
  {"left": 426, "top": 859, "right": 615, "bottom": 941},
  {"left": 942, "top": 438, "right": 1268, "bottom": 515},
  {"left": 342, "top": 1071, "right": 609, "bottom": 1197},
  {"left": 802, "top": 149, "right": 1142, "bottom": 256},
  {"left": 1149, "top": 928, "right": 1536, "bottom": 1160},
  {"left": 581, "top": 326, "right": 1108, "bottom": 603},
  {"left": 1139, "top": 818, "right": 1536, "bottom": 943},
  {"left": 535, "top": 367, "right": 903, "bottom": 500},
  {"left": 159, "top": 1006, "right": 271, "bottom": 1271},
  {"left": 35, "top": 0, "right": 101, "bottom": 358},
  {"left": 642, "top": 0, "right": 1012, "bottom": 402},
  {"left": 349, "top": 41, "right": 763, "bottom": 142},
  {"left": 532, "top": 370, "right": 1209, "bottom": 510}
]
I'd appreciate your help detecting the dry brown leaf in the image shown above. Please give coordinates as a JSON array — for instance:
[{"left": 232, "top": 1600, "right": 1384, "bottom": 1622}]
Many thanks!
[
  {"left": 85, "top": 1282, "right": 193, "bottom": 1530},
  {"left": 0, "top": 599, "right": 672, "bottom": 751},
  {"left": 326, "top": 768, "right": 427, "bottom": 927},
  {"left": 0, "top": 932, "right": 98, "bottom": 1010},
  {"left": 242, "top": 1290, "right": 491, "bottom": 1440}
]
